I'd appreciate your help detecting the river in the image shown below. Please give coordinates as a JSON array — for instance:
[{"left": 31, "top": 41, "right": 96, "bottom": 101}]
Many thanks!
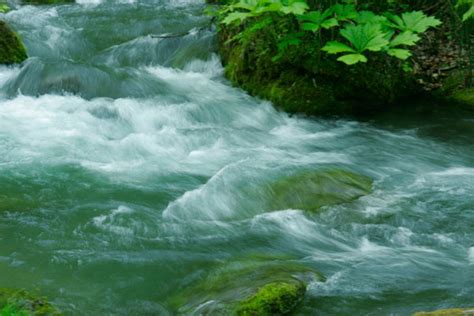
[{"left": 1, "top": 0, "right": 473, "bottom": 315}]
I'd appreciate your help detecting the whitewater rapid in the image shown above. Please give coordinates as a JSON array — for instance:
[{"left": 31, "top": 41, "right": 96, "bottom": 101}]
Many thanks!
[{"left": 0, "top": 1, "right": 473, "bottom": 315}]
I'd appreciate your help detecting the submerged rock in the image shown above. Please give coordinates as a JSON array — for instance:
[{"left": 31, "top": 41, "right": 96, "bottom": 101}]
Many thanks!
[
  {"left": 0, "top": 21, "right": 27, "bottom": 65},
  {"left": 0, "top": 288, "right": 61, "bottom": 315},
  {"left": 234, "top": 281, "right": 305, "bottom": 316},
  {"left": 168, "top": 256, "right": 323, "bottom": 315},
  {"left": 268, "top": 169, "right": 373, "bottom": 212},
  {"left": 413, "top": 308, "right": 474, "bottom": 316}
]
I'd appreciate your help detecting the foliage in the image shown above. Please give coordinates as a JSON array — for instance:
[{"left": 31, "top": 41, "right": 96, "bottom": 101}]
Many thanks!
[
  {"left": 221, "top": 0, "right": 308, "bottom": 25},
  {"left": 0, "top": 3, "right": 9, "bottom": 13},
  {"left": 0, "top": 303, "right": 29, "bottom": 316},
  {"left": 217, "top": 0, "right": 442, "bottom": 66},
  {"left": 456, "top": 0, "right": 474, "bottom": 21}
]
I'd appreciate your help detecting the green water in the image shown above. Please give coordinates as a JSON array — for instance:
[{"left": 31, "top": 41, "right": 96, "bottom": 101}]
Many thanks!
[{"left": 1, "top": 1, "right": 473, "bottom": 315}]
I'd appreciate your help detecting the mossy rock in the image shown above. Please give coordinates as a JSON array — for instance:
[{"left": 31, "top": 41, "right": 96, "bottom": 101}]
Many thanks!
[
  {"left": 234, "top": 281, "right": 305, "bottom": 316},
  {"left": 451, "top": 88, "right": 474, "bottom": 109},
  {"left": 218, "top": 17, "right": 420, "bottom": 116},
  {"left": 0, "top": 288, "right": 61, "bottom": 316},
  {"left": 267, "top": 169, "right": 373, "bottom": 212},
  {"left": 0, "top": 21, "right": 27, "bottom": 65},
  {"left": 168, "top": 256, "right": 323, "bottom": 314},
  {"left": 413, "top": 308, "right": 474, "bottom": 316}
]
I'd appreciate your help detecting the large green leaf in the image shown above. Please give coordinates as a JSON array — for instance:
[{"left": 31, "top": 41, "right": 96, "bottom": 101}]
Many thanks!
[
  {"left": 222, "top": 11, "right": 253, "bottom": 24},
  {"left": 354, "top": 11, "right": 388, "bottom": 25},
  {"left": 388, "top": 11, "right": 441, "bottom": 33},
  {"left": 280, "top": 0, "right": 309, "bottom": 15},
  {"left": 332, "top": 4, "right": 358, "bottom": 21},
  {"left": 322, "top": 41, "right": 355, "bottom": 54},
  {"left": 390, "top": 31, "right": 420, "bottom": 47},
  {"left": 299, "top": 9, "right": 338, "bottom": 32},
  {"left": 340, "top": 23, "right": 389, "bottom": 53},
  {"left": 337, "top": 53, "right": 368, "bottom": 65},
  {"left": 462, "top": 5, "right": 474, "bottom": 21},
  {"left": 387, "top": 48, "right": 412, "bottom": 60}
]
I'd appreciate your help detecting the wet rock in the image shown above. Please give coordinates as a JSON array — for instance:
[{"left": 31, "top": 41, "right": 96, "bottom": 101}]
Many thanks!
[
  {"left": 0, "top": 288, "right": 61, "bottom": 315},
  {"left": 0, "top": 21, "right": 27, "bottom": 65},
  {"left": 268, "top": 169, "right": 373, "bottom": 212},
  {"left": 234, "top": 281, "right": 305, "bottom": 316},
  {"left": 413, "top": 308, "right": 474, "bottom": 316},
  {"left": 167, "top": 256, "right": 323, "bottom": 315}
]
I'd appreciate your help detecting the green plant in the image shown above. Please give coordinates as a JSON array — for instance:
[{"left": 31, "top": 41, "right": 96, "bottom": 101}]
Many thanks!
[
  {"left": 219, "top": 1, "right": 441, "bottom": 66},
  {"left": 386, "top": 11, "right": 442, "bottom": 33},
  {"left": 222, "top": 0, "right": 308, "bottom": 25},
  {"left": 456, "top": 0, "right": 474, "bottom": 21},
  {"left": 0, "top": 3, "right": 9, "bottom": 13},
  {"left": 298, "top": 9, "right": 338, "bottom": 33},
  {"left": 322, "top": 23, "right": 389, "bottom": 64}
]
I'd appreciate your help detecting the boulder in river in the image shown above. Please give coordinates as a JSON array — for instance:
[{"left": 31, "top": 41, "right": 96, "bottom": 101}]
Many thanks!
[
  {"left": 413, "top": 308, "right": 474, "bottom": 316},
  {"left": 0, "top": 21, "right": 27, "bottom": 65},
  {"left": 168, "top": 256, "right": 323, "bottom": 315},
  {"left": 268, "top": 169, "right": 373, "bottom": 212},
  {"left": 0, "top": 288, "right": 61, "bottom": 315},
  {"left": 234, "top": 281, "right": 306, "bottom": 315}
]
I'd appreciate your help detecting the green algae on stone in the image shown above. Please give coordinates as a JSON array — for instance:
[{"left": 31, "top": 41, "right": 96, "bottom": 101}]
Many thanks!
[
  {"left": 413, "top": 308, "right": 474, "bottom": 316},
  {"left": 217, "top": 17, "right": 420, "bottom": 116},
  {"left": 234, "top": 281, "right": 305, "bottom": 316},
  {"left": 451, "top": 88, "right": 474, "bottom": 109},
  {"left": 0, "top": 21, "right": 27, "bottom": 65},
  {"left": 167, "top": 257, "right": 322, "bottom": 315},
  {"left": 0, "top": 288, "right": 61, "bottom": 316},
  {"left": 268, "top": 169, "right": 373, "bottom": 212}
]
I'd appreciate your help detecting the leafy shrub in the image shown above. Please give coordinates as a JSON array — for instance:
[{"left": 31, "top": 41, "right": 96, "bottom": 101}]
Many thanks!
[{"left": 217, "top": 0, "right": 442, "bottom": 65}]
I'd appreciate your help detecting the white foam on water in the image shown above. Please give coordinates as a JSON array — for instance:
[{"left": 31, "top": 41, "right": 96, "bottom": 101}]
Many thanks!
[
  {"left": 469, "top": 247, "right": 474, "bottom": 265},
  {"left": 0, "top": 66, "right": 21, "bottom": 90}
]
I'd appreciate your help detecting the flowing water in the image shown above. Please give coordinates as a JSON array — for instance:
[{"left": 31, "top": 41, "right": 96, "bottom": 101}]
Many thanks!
[{"left": 0, "top": 1, "right": 473, "bottom": 315}]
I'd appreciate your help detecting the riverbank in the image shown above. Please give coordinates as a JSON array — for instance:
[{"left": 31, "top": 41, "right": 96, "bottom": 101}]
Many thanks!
[{"left": 212, "top": 1, "right": 474, "bottom": 116}]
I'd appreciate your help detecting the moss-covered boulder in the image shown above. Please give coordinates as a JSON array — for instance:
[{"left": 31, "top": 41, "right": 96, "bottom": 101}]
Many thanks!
[
  {"left": 234, "top": 281, "right": 305, "bottom": 316},
  {"left": 451, "top": 88, "right": 474, "bottom": 109},
  {"left": 0, "top": 21, "right": 27, "bottom": 65},
  {"left": 413, "top": 308, "right": 474, "bottom": 316},
  {"left": 267, "top": 169, "right": 372, "bottom": 212},
  {"left": 0, "top": 288, "right": 61, "bottom": 316},
  {"left": 167, "top": 256, "right": 323, "bottom": 314},
  {"left": 218, "top": 17, "right": 421, "bottom": 116}
]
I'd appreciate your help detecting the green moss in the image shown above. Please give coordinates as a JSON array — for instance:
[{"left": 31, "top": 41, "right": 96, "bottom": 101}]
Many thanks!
[
  {"left": 0, "top": 21, "right": 27, "bottom": 65},
  {"left": 218, "top": 16, "right": 420, "bottom": 116},
  {"left": 1, "top": 302, "right": 30, "bottom": 316},
  {"left": 268, "top": 169, "right": 373, "bottom": 212},
  {"left": 0, "top": 288, "right": 61, "bottom": 316},
  {"left": 234, "top": 281, "right": 305, "bottom": 316},
  {"left": 167, "top": 256, "right": 323, "bottom": 314},
  {"left": 451, "top": 88, "right": 474, "bottom": 109},
  {"left": 413, "top": 308, "right": 474, "bottom": 316}
]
